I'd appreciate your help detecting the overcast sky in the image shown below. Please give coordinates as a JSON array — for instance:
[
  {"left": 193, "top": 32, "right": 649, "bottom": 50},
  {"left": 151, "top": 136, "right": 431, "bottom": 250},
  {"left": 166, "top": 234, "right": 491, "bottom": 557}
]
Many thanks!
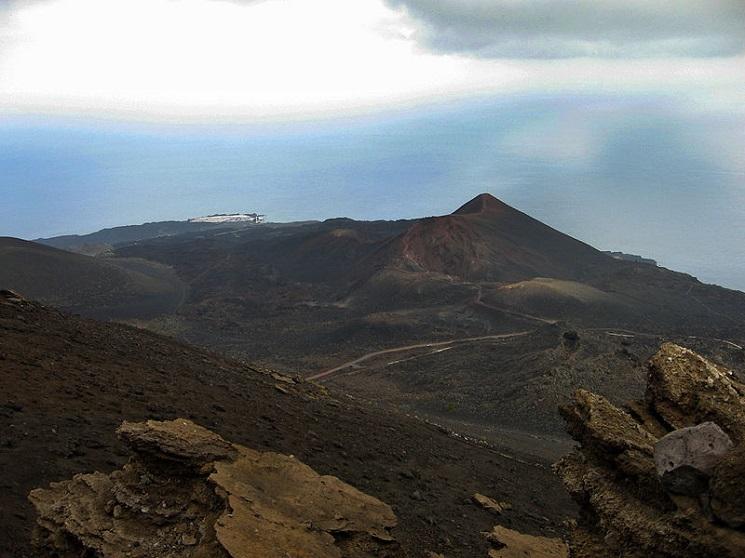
[{"left": 0, "top": 0, "right": 743, "bottom": 120}]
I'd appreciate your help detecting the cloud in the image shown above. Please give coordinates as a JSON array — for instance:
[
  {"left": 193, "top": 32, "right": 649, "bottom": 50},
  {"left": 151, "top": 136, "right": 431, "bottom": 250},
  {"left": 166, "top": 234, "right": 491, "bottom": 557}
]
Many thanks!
[
  {"left": 384, "top": 0, "right": 745, "bottom": 58},
  {"left": 0, "top": 0, "right": 743, "bottom": 121},
  {"left": 0, "top": 0, "right": 515, "bottom": 120}
]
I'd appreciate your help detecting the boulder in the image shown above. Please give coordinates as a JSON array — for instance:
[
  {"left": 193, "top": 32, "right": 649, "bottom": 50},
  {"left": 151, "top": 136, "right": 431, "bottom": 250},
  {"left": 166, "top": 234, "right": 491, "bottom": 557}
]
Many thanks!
[
  {"left": 654, "top": 422, "right": 733, "bottom": 495},
  {"left": 562, "top": 330, "right": 579, "bottom": 350},
  {"left": 117, "top": 419, "right": 238, "bottom": 467},
  {"left": 559, "top": 389, "right": 657, "bottom": 479}
]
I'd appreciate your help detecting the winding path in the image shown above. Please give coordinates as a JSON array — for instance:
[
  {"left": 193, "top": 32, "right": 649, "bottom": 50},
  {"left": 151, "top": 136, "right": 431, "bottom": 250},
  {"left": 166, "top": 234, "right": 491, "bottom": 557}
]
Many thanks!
[{"left": 306, "top": 330, "right": 530, "bottom": 382}]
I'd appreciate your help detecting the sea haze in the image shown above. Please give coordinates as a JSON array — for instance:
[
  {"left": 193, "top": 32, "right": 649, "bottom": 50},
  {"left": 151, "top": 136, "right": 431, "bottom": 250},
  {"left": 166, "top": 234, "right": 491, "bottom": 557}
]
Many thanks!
[{"left": 1, "top": 94, "right": 744, "bottom": 290}]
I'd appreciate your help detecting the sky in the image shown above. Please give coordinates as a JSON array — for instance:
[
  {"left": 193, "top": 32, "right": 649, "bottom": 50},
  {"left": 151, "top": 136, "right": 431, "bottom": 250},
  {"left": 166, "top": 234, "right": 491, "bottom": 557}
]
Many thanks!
[{"left": 1, "top": 0, "right": 744, "bottom": 288}]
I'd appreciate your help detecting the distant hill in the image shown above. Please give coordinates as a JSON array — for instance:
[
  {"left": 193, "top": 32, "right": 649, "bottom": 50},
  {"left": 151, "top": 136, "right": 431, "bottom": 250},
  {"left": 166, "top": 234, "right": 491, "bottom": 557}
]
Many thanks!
[
  {"left": 0, "top": 237, "right": 185, "bottom": 319},
  {"left": 14, "top": 194, "right": 745, "bottom": 337},
  {"left": 101, "top": 194, "right": 745, "bottom": 374},
  {"left": 377, "top": 193, "right": 610, "bottom": 282},
  {"left": 36, "top": 220, "right": 248, "bottom": 253}
]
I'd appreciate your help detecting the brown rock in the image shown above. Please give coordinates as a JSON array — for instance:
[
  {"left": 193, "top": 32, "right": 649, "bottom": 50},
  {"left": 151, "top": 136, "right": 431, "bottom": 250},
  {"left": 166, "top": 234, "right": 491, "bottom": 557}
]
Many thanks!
[
  {"left": 0, "top": 289, "right": 24, "bottom": 301},
  {"left": 212, "top": 447, "right": 397, "bottom": 557},
  {"left": 710, "top": 445, "right": 745, "bottom": 529},
  {"left": 472, "top": 493, "right": 506, "bottom": 515},
  {"left": 559, "top": 389, "right": 657, "bottom": 480},
  {"left": 646, "top": 343, "right": 745, "bottom": 441},
  {"left": 484, "top": 525, "right": 568, "bottom": 558},
  {"left": 117, "top": 419, "right": 238, "bottom": 467},
  {"left": 29, "top": 419, "right": 398, "bottom": 558}
]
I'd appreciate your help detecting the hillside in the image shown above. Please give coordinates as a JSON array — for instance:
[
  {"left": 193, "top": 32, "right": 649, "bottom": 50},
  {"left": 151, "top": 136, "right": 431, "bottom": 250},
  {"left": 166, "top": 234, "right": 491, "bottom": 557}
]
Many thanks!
[
  {"left": 380, "top": 193, "right": 609, "bottom": 283},
  {"left": 31, "top": 194, "right": 745, "bottom": 340},
  {"left": 0, "top": 237, "right": 185, "bottom": 319},
  {"left": 36, "top": 218, "right": 319, "bottom": 254},
  {"left": 36, "top": 220, "right": 246, "bottom": 253},
  {"left": 0, "top": 292, "right": 572, "bottom": 557},
  {"left": 324, "top": 325, "right": 745, "bottom": 459},
  {"left": 9, "top": 194, "right": 745, "bottom": 477}
]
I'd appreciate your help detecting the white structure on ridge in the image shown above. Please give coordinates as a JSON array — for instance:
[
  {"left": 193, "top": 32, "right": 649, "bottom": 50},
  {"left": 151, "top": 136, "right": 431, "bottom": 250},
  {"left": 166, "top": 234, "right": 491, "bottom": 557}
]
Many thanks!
[{"left": 189, "top": 213, "right": 266, "bottom": 224}]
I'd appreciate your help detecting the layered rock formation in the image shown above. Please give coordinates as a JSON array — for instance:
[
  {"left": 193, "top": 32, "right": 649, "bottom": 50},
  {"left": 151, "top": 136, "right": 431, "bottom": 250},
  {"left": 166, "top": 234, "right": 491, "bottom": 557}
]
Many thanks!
[
  {"left": 29, "top": 419, "right": 398, "bottom": 558},
  {"left": 557, "top": 342, "right": 745, "bottom": 557}
]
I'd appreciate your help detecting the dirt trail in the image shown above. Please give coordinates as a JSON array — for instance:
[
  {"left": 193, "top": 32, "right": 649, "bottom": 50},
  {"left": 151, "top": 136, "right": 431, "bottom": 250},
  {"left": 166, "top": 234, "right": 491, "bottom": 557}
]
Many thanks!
[
  {"left": 306, "top": 331, "right": 530, "bottom": 381},
  {"left": 307, "top": 284, "right": 550, "bottom": 382}
]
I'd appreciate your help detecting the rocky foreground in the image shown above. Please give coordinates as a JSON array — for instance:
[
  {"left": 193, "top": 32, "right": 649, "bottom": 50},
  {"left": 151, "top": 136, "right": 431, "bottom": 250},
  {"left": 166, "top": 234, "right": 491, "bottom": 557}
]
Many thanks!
[
  {"left": 1, "top": 291, "right": 572, "bottom": 557},
  {"left": 29, "top": 418, "right": 568, "bottom": 558},
  {"left": 30, "top": 418, "right": 400, "bottom": 557},
  {"left": 557, "top": 342, "right": 745, "bottom": 557}
]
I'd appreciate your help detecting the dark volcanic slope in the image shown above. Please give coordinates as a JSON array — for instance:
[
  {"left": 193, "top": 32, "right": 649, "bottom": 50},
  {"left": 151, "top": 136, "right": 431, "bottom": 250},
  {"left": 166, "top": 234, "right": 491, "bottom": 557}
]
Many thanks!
[
  {"left": 327, "top": 325, "right": 745, "bottom": 444},
  {"left": 102, "top": 193, "right": 745, "bottom": 375},
  {"left": 35, "top": 219, "right": 272, "bottom": 253},
  {"left": 0, "top": 293, "right": 572, "bottom": 558},
  {"left": 382, "top": 193, "right": 609, "bottom": 282},
  {"left": 0, "top": 237, "right": 185, "bottom": 320}
]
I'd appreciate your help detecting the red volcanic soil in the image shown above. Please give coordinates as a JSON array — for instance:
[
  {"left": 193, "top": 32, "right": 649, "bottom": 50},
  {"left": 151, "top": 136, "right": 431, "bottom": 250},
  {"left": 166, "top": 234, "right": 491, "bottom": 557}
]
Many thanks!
[
  {"left": 452, "top": 192, "right": 513, "bottom": 216},
  {"left": 382, "top": 193, "right": 609, "bottom": 283}
]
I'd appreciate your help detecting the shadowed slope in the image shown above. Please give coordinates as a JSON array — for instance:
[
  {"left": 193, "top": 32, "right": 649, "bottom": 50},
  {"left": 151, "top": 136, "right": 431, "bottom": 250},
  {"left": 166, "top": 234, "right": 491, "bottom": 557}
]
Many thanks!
[{"left": 0, "top": 237, "right": 185, "bottom": 319}]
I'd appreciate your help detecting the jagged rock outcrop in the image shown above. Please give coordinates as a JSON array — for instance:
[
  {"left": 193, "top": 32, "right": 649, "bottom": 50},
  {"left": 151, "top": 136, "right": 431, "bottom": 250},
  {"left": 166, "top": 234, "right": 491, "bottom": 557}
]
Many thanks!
[
  {"left": 29, "top": 419, "right": 398, "bottom": 558},
  {"left": 0, "top": 288, "right": 25, "bottom": 302},
  {"left": 556, "top": 342, "right": 745, "bottom": 557}
]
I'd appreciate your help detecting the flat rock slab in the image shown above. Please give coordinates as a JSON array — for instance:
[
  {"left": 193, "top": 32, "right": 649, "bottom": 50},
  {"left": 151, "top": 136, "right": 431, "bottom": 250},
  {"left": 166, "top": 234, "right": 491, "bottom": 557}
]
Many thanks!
[
  {"left": 117, "top": 419, "right": 238, "bottom": 467},
  {"left": 212, "top": 447, "right": 397, "bottom": 558},
  {"left": 484, "top": 526, "right": 568, "bottom": 558}
]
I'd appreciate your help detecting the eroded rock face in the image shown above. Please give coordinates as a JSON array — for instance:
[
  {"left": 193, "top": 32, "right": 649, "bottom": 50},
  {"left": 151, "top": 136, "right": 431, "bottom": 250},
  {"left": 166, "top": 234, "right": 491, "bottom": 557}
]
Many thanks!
[
  {"left": 29, "top": 419, "right": 398, "bottom": 558},
  {"left": 647, "top": 343, "right": 745, "bottom": 440},
  {"left": 710, "top": 445, "right": 745, "bottom": 529},
  {"left": 556, "top": 343, "right": 745, "bottom": 558}
]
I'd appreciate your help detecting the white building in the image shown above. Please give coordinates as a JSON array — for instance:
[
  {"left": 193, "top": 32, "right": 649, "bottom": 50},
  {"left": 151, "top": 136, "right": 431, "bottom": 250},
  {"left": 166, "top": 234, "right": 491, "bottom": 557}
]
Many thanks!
[{"left": 189, "top": 213, "right": 266, "bottom": 224}]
